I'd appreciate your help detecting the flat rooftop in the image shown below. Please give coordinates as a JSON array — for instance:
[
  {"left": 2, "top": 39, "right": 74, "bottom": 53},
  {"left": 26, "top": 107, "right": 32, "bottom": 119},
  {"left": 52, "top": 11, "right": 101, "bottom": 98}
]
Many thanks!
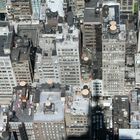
[
  {"left": 17, "top": 25, "right": 38, "bottom": 47},
  {"left": 11, "top": 46, "right": 29, "bottom": 62},
  {"left": 70, "top": 95, "right": 89, "bottom": 115},
  {"left": 85, "top": 0, "right": 99, "bottom": 8},
  {"left": 66, "top": 87, "right": 90, "bottom": 115},
  {"left": 84, "top": 8, "right": 101, "bottom": 23},
  {"left": 10, "top": 85, "right": 34, "bottom": 122},
  {"left": 34, "top": 91, "right": 64, "bottom": 122}
]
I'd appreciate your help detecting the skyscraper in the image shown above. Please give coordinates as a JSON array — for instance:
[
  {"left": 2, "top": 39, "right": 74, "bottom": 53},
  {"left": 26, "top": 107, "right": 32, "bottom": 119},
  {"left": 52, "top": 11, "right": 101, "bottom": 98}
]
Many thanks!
[
  {"left": 65, "top": 86, "right": 90, "bottom": 137},
  {"left": 82, "top": 0, "right": 102, "bottom": 84},
  {"left": 0, "top": 21, "right": 17, "bottom": 104},
  {"left": 35, "top": 25, "right": 60, "bottom": 84},
  {"left": 11, "top": 36, "right": 33, "bottom": 85},
  {"left": 6, "top": 0, "right": 32, "bottom": 21},
  {"left": 56, "top": 24, "right": 81, "bottom": 86},
  {"left": 102, "top": 2, "right": 126, "bottom": 96}
]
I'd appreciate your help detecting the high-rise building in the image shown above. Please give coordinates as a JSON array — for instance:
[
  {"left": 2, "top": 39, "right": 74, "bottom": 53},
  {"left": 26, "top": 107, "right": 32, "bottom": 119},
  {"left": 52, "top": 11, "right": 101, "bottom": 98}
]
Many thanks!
[
  {"left": 35, "top": 11, "right": 80, "bottom": 86},
  {"left": 11, "top": 36, "right": 33, "bottom": 85},
  {"left": 6, "top": 0, "right": 32, "bottom": 21},
  {"left": 102, "top": 2, "right": 126, "bottom": 96},
  {"left": 65, "top": 86, "right": 90, "bottom": 137},
  {"left": 31, "top": 0, "right": 41, "bottom": 20},
  {"left": 35, "top": 25, "right": 60, "bottom": 83},
  {"left": 33, "top": 83, "right": 66, "bottom": 140},
  {"left": 9, "top": 82, "right": 66, "bottom": 140},
  {"left": 0, "top": 21, "right": 17, "bottom": 104},
  {"left": 116, "top": 0, "right": 137, "bottom": 13},
  {"left": 113, "top": 96, "right": 129, "bottom": 136},
  {"left": 56, "top": 24, "right": 81, "bottom": 86},
  {"left": 9, "top": 82, "right": 36, "bottom": 140},
  {"left": 102, "top": 35, "right": 126, "bottom": 96},
  {"left": 82, "top": 0, "right": 102, "bottom": 84}
]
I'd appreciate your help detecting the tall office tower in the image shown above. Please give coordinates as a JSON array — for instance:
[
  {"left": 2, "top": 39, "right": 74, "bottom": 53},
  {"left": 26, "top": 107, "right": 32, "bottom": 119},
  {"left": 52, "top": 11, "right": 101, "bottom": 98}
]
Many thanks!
[
  {"left": 35, "top": 25, "right": 60, "bottom": 84},
  {"left": 56, "top": 24, "right": 81, "bottom": 86},
  {"left": 0, "top": 21, "right": 17, "bottom": 104},
  {"left": 116, "top": 0, "right": 137, "bottom": 13},
  {"left": 6, "top": 0, "right": 32, "bottom": 21},
  {"left": 102, "top": 36, "right": 126, "bottom": 96},
  {"left": 102, "top": 2, "right": 126, "bottom": 96},
  {"left": 11, "top": 36, "right": 33, "bottom": 85},
  {"left": 82, "top": 0, "right": 102, "bottom": 84},
  {"left": 9, "top": 82, "right": 35, "bottom": 140},
  {"left": 65, "top": 86, "right": 90, "bottom": 138},
  {"left": 33, "top": 83, "right": 66, "bottom": 140},
  {"left": 31, "top": 0, "right": 41, "bottom": 20},
  {"left": 67, "top": 0, "right": 85, "bottom": 19}
]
